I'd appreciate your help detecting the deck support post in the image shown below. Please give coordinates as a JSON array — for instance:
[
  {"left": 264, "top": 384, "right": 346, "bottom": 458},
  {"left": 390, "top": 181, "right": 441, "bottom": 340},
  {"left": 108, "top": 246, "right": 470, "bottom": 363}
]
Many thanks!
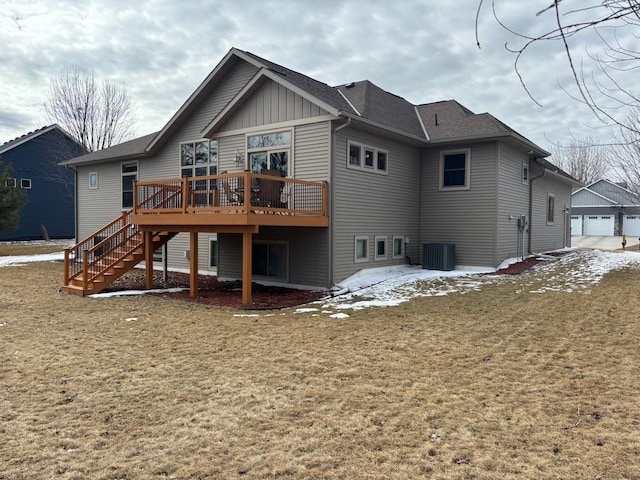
[
  {"left": 144, "top": 231, "right": 154, "bottom": 290},
  {"left": 190, "top": 231, "right": 198, "bottom": 298},
  {"left": 242, "top": 231, "right": 253, "bottom": 304}
]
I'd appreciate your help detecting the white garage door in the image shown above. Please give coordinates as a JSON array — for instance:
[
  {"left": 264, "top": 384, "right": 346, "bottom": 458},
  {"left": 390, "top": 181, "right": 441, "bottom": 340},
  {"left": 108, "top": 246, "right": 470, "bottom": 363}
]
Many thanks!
[
  {"left": 623, "top": 215, "right": 640, "bottom": 237},
  {"left": 571, "top": 216, "right": 583, "bottom": 236},
  {"left": 584, "top": 215, "right": 615, "bottom": 236}
]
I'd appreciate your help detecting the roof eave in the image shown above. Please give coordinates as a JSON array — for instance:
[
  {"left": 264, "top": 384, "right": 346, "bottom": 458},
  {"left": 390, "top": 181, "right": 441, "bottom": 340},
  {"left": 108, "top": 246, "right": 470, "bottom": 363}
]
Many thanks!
[{"left": 340, "top": 112, "right": 428, "bottom": 145}]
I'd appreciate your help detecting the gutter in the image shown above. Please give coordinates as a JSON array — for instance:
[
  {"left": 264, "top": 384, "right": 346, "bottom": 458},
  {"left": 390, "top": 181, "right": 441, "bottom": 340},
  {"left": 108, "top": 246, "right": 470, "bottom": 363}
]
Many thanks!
[{"left": 528, "top": 164, "right": 546, "bottom": 255}]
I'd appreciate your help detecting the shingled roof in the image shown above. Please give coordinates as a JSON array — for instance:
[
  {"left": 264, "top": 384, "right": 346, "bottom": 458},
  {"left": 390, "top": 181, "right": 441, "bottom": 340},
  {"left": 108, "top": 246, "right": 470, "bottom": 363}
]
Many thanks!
[{"left": 63, "top": 47, "right": 554, "bottom": 166}]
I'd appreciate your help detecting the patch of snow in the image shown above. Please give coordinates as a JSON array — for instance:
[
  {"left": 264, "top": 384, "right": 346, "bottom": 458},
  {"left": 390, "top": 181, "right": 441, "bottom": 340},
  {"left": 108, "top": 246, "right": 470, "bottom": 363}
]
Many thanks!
[
  {"left": 0, "top": 252, "right": 65, "bottom": 267},
  {"left": 294, "top": 308, "right": 319, "bottom": 313},
  {"left": 329, "top": 312, "right": 350, "bottom": 319},
  {"left": 89, "top": 288, "right": 186, "bottom": 298},
  {"left": 124, "top": 317, "right": 137, "bottom": 322}
]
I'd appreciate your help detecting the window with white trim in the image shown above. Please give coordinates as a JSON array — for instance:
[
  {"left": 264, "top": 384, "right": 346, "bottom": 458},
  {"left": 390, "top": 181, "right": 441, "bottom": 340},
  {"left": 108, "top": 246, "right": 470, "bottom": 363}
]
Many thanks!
[
  {"left": 121, "top": 161, "right": 138, "bottom": 209},
  {"left": 522, "top": 163, "right": 529, "bottom": 185},
  {"left": 180, "top": 140, "right": 218, "bottom": 179},
  {"left": 209, "top": 238, "right": 218, "bottom": 271},
  {"left": 20, "top": 178, "right": 31, "bottom": 189},
  {"left": 347, "top": 141, "right": 388, "bottom": 174},
  {"left": 393, "top": 236, "right": 405, "bottom": 259},
  {"left": 89, "top": 172, "right": 98, "bottom": 189},
  {"left": 354, "top": 236, "right": 369, "bottom": 263},
  {"left": 375, "top": 236, "right": 387, "bottom": 261},
  {"left": 4, "top": 178, "right": 16, "bottom": 188},
  {"left": 547, "top": 193, "right": 555, "bottom": 224},
  {"left": 440, "top": 148, "right": 470, "bottom": 190},
  {"left": 248, "top": 130, "right": 291, "bottom": 178}
]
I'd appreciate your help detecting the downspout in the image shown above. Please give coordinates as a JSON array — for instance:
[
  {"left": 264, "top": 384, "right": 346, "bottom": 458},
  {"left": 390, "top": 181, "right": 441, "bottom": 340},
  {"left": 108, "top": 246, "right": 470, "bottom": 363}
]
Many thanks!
[
  {"left": 528, "top": 158, "right": 546, "bottom": 255},
  {"left": 329, "top": 117, "right": 351, "bottom": 289}
]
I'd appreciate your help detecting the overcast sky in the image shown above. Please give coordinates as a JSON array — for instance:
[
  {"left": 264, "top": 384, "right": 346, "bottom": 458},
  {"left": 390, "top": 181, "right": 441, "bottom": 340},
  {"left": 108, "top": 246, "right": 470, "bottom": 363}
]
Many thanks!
[{"left": 0, "top": 0, "right": 634, "bottom": 154}]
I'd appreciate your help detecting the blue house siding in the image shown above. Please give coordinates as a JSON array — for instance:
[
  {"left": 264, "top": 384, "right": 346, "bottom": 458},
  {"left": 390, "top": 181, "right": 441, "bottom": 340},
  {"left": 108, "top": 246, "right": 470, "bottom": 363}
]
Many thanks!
[{"left": 0, "top": 127, "right": 84, "bottom": 241}]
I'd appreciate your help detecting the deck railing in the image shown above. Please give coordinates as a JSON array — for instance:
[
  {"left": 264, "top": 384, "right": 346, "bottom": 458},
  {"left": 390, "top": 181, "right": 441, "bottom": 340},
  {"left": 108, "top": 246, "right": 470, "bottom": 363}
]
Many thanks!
[{"left": 133, "top": 171, "right": 328, "bottom": 217}]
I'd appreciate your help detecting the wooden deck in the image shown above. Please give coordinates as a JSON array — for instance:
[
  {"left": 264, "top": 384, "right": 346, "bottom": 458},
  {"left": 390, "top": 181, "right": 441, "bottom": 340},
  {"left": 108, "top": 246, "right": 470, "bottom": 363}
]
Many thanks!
[{"left": 62, "top": 172, "right": 329, "bottom": 304}]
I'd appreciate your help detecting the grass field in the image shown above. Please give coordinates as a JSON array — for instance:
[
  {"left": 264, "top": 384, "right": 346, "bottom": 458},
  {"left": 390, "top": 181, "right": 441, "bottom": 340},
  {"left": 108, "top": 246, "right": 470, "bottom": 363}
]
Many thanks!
[{"left": 1, "top": 243, "right": 639, "bottom": 479}]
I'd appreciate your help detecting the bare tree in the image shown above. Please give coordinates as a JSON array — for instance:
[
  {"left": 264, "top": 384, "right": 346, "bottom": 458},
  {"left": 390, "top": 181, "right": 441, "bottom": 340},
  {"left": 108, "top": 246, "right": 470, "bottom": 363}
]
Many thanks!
[
  {"left": 476, "top": 1, "right": 640, "bottom": 133},
  {"left": 612, "top": 104, "right": 640, "bottom": 188},
  {"left": 43, "top": 66, "right": 135, "bottom": 152},
  {"left": 551, "top": 136, "right": 611, "bottom": 184}
]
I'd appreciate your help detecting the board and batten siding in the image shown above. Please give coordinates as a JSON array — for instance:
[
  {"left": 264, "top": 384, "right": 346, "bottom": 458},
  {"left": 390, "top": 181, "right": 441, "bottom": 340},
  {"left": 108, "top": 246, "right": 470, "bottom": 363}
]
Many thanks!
[
  {"left": 218, "top": 79, "right": 330, "bottom": 132},
  {"left": 331, "top": 126, "right": 421, "bottom": 284},
  {"left": 496, "top": 142, "right": 530, "bottom": 263},
  {"left": 420, "top": 142, "right": 498, "bottom": 268},
  {"left": 571, "top": 189, "right": 614, "bottom": 207},
  {"left": 530, "top": 170, "right": 571, "bottom": 252}
]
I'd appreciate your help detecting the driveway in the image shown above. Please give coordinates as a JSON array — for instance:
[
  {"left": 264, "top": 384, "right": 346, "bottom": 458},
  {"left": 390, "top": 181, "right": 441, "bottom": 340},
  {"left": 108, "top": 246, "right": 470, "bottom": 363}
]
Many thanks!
[{"left": 571, "top": 235, "right": 640, "bottom": 251}]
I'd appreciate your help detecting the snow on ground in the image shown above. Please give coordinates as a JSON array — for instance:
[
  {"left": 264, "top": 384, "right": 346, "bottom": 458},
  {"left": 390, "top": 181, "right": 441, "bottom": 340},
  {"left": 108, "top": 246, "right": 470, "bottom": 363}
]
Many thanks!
[{"left": 2, "top": 246, "right": 640, "bottom": 318}]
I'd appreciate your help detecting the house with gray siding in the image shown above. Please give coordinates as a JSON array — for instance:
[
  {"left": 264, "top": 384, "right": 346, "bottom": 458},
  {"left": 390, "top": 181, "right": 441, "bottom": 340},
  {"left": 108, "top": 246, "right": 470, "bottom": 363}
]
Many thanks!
[
  {"left": 571, "top": 179, "right": 640, "bottom": 236},
  {"left": 61, "top": 48, "right": 579, "bottom": 302}
]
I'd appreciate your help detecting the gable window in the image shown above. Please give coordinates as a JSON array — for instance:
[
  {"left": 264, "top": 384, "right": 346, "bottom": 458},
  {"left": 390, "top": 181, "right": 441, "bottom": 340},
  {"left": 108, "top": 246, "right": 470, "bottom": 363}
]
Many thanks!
[
  {"left": 440, "top": 149, "right": 470, "bottom": 190},
  {"left": 547, "top": 193, "right": 555, "bottom": 224},
  {"left": 347, "top": 141, "right": 388, "bottom": 174},
  {"left": 248, "top": 130, "right": 291, "bottom": 178},
  {"left": 20, "top": 179, "right": 32, "bottom": 189},
  {"left": 393, "top": 236, "right": 405, "bottom": 259},
  {"left": 4, "top": 178, "right": 16, "bottom": 188},
  {"left": 375, "top": 236, "right": 387, "bottom": 261},
  {"left": 354, "top": 236, "right": 369, "bottom": 263},
  {"left": 121, "top": 161, "right": 138, "bottom": 209},
  {"left": 89, "top": 172, "right": 98, "bottom": 189},
  {"left": 522, "top": 163, "right": 529, "bottom": 185}
]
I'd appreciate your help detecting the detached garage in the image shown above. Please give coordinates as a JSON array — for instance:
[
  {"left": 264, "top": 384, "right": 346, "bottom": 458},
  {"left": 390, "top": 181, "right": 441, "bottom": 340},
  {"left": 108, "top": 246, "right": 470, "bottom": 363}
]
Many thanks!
[{"left": 584, "top": 215, "right": 615, "bottom": 236}]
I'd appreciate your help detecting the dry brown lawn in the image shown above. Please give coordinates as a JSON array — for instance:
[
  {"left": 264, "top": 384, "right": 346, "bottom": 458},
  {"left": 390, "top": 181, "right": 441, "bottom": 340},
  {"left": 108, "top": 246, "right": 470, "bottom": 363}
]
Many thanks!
[{"left": 1, "top": 243, "right": 639, "bottom": 479}]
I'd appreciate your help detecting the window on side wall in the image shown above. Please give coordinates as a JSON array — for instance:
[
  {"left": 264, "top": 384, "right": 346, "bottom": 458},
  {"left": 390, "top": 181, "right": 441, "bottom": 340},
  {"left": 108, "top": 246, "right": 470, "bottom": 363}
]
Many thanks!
[
  {"left": 547, "top": 193, "right": 555, "bottom": 224},
  {"left": 347, "top": 141, "right": 388, "bottom": 174},
  {"left": 354, "top": 236, "right": 369, "bottom": 263},
  {"left": 522, "top": 163, "right": 529, "bottom": 185},
  {"left": 209, "top": 239, "right": 218, "bottom": 271},
  {"left": 4, "top": 178, "right": 16, "bottom": 188},
  {"left": 393, "top": 236, "right": 405, "bottom": 259},
  {"left": 440, "top": 149, "right": 470, "bottom": 190},
  {"left": 20, "top": 178, "right": 32, "bottom": 189},
  {"left": 375, "top": 236, "right": 387, "bottom": 261},
  {"left": 121, "top": 161, "right": 138, "bottom": 209},
  {"left": 89, "top": 172, "right": 98, "bottom": 189}
]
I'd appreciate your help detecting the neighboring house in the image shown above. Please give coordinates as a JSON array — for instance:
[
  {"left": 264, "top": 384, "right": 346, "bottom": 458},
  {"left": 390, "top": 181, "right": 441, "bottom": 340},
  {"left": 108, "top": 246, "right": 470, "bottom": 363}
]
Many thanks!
[
  {"left": 0, "top": 125, "right": 86, "bottom": 241},
  {"left": 61, "top": 48, "right": 580, "bottom": 302},
  {"left": 571, "top": 179, "right": 640, "bottom": 236}
]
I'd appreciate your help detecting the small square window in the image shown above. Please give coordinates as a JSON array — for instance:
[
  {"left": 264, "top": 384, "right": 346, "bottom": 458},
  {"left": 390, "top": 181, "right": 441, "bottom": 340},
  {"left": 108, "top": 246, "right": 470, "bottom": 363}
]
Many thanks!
[
  {"left": 364, "top": 149, "right": 375, "bottom": 168},
  {"left": 20, "top": 178, "right": 31, "bottom": 189},
  {"left": 440, "top": 149, "right": 470, "bottom": 190},
  {"left": 393, "top": 236, "right": 405, "bottom": 259},
  {"left": 89, "top": 172, "right": 98, "bottom": 189},
  {"left": 375, "top": 236, "right": 387, "bottom": 261},
  {"left": 4, "top": 178, "right": 16, "bottom": 188},
  {"left": 349, "top": 143, "right": 361, "bottom": 166},
  {"left": 354, "top": 236, "right": 369, "bottom": 263}
]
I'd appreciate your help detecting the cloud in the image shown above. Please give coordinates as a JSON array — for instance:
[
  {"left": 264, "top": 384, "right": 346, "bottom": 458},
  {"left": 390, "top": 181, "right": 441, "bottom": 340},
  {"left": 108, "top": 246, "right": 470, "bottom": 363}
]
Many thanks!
[{"left": 0, "top": 0, "right": 630, "bottom": 153}]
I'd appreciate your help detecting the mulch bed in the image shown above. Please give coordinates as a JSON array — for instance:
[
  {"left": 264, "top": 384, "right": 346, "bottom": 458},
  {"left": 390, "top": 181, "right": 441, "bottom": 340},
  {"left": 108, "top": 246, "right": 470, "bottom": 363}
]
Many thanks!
[{"left": 105, "top": 252, "right": 570, "bottom": 309}]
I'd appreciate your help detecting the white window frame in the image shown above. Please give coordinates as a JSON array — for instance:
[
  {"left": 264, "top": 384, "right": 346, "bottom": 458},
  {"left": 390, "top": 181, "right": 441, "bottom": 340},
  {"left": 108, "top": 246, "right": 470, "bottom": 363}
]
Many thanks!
[
  {"left": 392, "top": 236, "right": 405, "bottom": 259},
  {"left": 247, "top": 129, "right": 292, "bottom": 178},
  {"left": 89, "top": 172, "right": 98, "bottom": 190},
  {"left": 179, "top": 139, "right": 218, "bottom": 178},
  {"left": 547, "top": 193, "right": 555, "bottom": 224},
  {"left": 354, "top": 236, "right": 369, "bottom": 263},
  {"left": 121, "top": 161, "right": 138, "bottom": 210},
  {"left": 347, "top": 140, "right": 388, "bottom": 174},
  {"left": 439, "top": 148, "right": 471, "bottom": 191},
  {"left": 522, "top": 163, "right": 529, "bottom": 185},
  {"left": 375, "top": 236, "right": 387, "bottom": 261},
  {"left": 20, "top": 178, "right": 32, "bottom": 189},
  {"left": 4, "top": 178, "right": 16, "bottom": 188}
]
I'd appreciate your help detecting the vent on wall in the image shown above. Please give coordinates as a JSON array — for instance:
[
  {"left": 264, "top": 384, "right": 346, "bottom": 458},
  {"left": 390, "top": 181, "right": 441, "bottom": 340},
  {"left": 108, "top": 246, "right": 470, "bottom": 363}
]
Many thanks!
[{"left": 422, "top": 243, "right": 455, "bottom": 271}]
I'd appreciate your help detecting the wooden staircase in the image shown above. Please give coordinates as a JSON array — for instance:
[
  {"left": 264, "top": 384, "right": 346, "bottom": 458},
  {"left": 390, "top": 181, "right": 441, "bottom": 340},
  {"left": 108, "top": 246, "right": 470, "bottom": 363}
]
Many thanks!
[{"left": 62, "top": 209, "right": 176, "bottom": 296}]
